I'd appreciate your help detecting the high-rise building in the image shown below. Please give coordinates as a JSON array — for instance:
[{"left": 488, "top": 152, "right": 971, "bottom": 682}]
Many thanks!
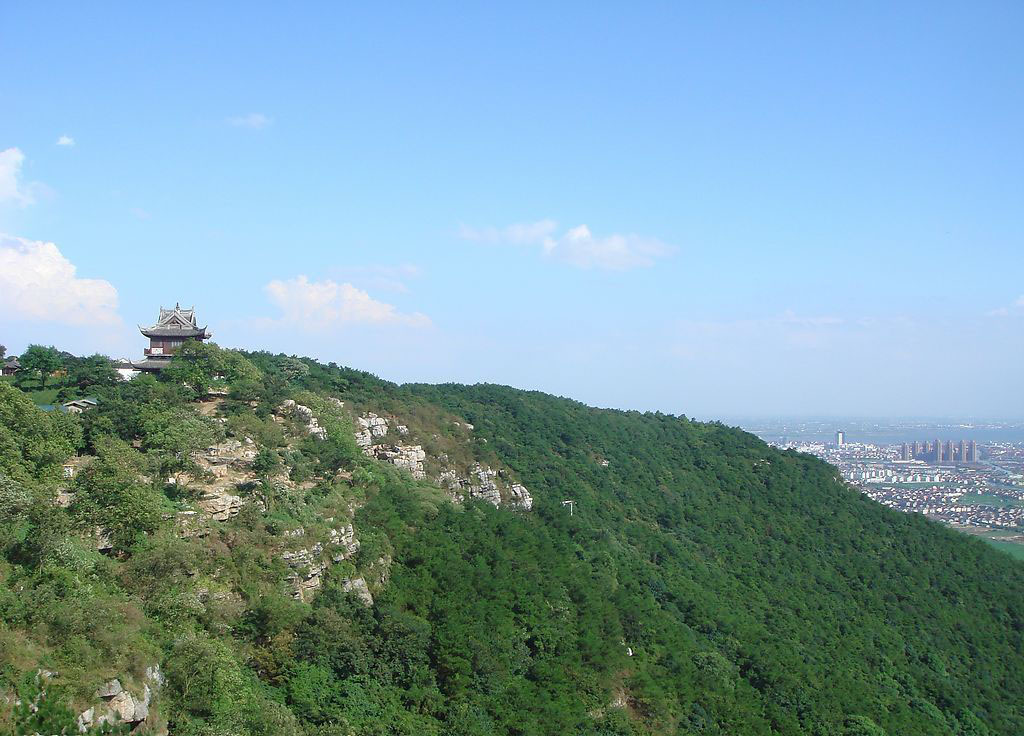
[
  {"left": 835, "top": 430, "right": 845, "bottom": 447},
  {"left": 900, "top": 443, "right": 910, "bottom": 461},
  {"left": 968, "top": 440, "right": 979, "bottom": 463},
  {"left": 934, "top": 439, "right": 943, "bottom": 463},
  {"left": 959, "top": 440, "right": 968, "bottom": 464}
]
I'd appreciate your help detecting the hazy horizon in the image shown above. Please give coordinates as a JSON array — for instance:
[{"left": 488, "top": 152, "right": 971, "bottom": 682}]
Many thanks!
[{"left": 2, "top": 3, "right": 1022, "bottom": 419}]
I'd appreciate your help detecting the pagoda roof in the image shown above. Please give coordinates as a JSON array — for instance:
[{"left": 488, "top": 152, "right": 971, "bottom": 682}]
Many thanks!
[
  {"left": 139, "top": 303, "right": 211, "bottom": 338},
  {"left": 140, "top": 326, "right": 210, "bottom": 338}
]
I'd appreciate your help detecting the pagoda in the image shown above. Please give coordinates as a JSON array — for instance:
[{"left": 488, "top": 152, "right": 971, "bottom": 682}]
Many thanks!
[{"left": 133, "top": 304, "right": 212, "bottom": 372}]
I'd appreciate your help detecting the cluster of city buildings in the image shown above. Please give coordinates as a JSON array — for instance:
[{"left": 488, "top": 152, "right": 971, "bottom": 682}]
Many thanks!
[
  {"left": 899, "top": 439, "right": 979, "bottom": 464},
  {"left": 773, "top": 432, "right": 1024, "bottom": 534}
]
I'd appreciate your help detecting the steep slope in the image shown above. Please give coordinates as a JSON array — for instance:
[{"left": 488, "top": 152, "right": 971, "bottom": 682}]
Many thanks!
[
  {"left": 0, "top": 351, "right": 1021, "bottom": 736},
  {"left": 404, "top": 383, "right": 1024, "bottom": 734}
]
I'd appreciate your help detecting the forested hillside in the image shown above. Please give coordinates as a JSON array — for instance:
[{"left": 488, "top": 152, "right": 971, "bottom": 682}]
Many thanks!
[{"left": 0, "top": 345, "right": 1021, "bottom": 735}]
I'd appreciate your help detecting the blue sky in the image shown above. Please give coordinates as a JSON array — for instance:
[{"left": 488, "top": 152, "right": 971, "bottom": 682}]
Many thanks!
[{"left": 1, "top": 2, "right": 1022, "bottom": 418}]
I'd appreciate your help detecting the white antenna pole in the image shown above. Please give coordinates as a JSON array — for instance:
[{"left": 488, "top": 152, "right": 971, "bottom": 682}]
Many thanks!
[{"left": 562, "top": 499, "right": 574, "bottom": 515}]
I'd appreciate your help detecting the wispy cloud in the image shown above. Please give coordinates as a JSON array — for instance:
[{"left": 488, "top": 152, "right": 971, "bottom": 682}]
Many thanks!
[
  {"left": 261, "top": 275, "right": 430, "bottom": 330},
  {"left": 227, "top": 112, "right": 271, "bottom": 129},
  {"left": 0, "top": 148, "right": 37, "bottom": 208},
  {"left": 986, "top": 295, "right": 1024, "bottom": 317},
  {"left": 459, "top": 219, "right": 674, "bottom": 270},
  {"left": 669, "top": 311, "right": 848, "bottom": 359},
  {"left": 0, "top": 234, "right": 121, "bottom": 325},
  {"left": 329, "top": 263, "right": 422, "bottom": 293},
  {"left": 56, "top": 135, "right": 75, "bottom": 147}
]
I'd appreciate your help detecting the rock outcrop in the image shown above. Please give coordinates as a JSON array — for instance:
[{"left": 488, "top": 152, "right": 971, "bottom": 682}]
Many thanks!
[
  {"left": 78, "top": 665, "right": 164, "bottom": 732},
  {"left": 341, "top": 576, "right": 374, "bottom": 606},
  {"left": 355, "top": 413, "right": 389, "bottom": 447},
  {"left": 282, "top": 523, "right": 361, "bottom": 600},
  {"left": 329, "top": 523, "right": 360, "bottom": 560},
  {"left": 280, "top": 399, "right": 328, "bottom": 440},
  {"left": 437, "top": 464, "right": 532, "bottom": 510},
  {"left": 467, "top": 464, "right": 502, "bottom": 506},
  {"left": 509, "top": 483, "right": 534, "bottom": 511},
  {"left": 197, "top": 489, "right": 243, "bottom": 521},
  {"left": 364, "top": 444, "right": 426, "bottom": 479},
  {"left": 198, "top": 438, "right": 257, "bottom": 467},
  {"left": 353, "top": 408, "right": 533, "bottom": 510}
]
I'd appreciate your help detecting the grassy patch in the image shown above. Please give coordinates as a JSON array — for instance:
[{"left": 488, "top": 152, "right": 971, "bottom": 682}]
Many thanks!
[
  {"left": 984, "top": 539, "right": 1024, "bottom": 561},
  {"left": 0, "top": 376, "right": 62, "bottom": 406}
]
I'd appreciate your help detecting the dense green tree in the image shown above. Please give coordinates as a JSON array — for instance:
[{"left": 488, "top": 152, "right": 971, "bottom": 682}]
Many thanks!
[
  {"left": 276, "top": 356, "right": 310, "bottom": 384},
  {"left": 141, "top": 406, "right": 220, "bottom": 479},
  {"left": 0, "top": 381, "right": 78, "bottom": 482},
  {"left": 70, "top": 436, "right": 166, "bottom": 552},
  {"left": 163, "top": 341, "right": 261, "bottom": 395},
  {"left": 64, "top": 353, "right": 119, "bottom": 394},
  {"left": 17, "top": 344, "right": 63, "bottom": 390}
]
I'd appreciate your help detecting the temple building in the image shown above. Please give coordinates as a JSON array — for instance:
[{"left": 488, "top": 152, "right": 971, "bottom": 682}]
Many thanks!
[{"left": 133, "top": 304, "right": 212, "bottom": 372}]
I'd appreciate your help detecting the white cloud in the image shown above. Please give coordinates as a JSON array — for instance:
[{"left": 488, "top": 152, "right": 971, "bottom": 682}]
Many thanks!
[
  {"left": 987, "top": 295, "right": 1024, "bottom": 317},
  {"left": 263, "top": 275, "right": 430, "bottom": 330},
  {"left": 0, "top": 148, "right": 35, "bottom": 207},
  {"left": 329, "top": 263, "right": 423, "bottom": 293},
  {"left": 0, "top": 234, "right": 121, "bottom": 325},
  {"left": 458, "top": 220, "right": 559, "bottom": 246},
  {"left": 56, "top": 135, "right": 75, "bottom": 147},
  {"left": 459, "top": 219, "right": 673, "bottom": 270},
  {"left": 227, "top": 113, "right": 271, "bottom": 129}
]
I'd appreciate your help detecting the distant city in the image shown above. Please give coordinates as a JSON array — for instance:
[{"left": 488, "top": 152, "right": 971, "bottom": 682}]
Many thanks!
[{"left": 742, "top": 419, "right": 1024, "bottom": 555}]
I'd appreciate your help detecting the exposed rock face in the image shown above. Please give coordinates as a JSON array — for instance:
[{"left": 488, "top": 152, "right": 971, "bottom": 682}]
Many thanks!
[
  {"left": 437, "top": 464, "right": 532, "bottom": 510},
  {"left": 95, "top": 679, "right": 122, "bottom": 698},
  {"left": 329, "top": 523, "right": 360, "bottom": 560},
  {"left": 468, "top": 464, "right": 501, "bottom": 506},
  {"left": 364, "top": 444, "right": 426, "bottom": 479},
  {"left": 199, "top": 438, "right": 257, "bottom": 467},
  {"left": 355, "top": 413, "right": 388, "bottom": 447},
  {"left": 359, "top": 413, "right": 388, "bottom": 435},
  {"left": 282, "top": 524, "right": 360, "bottom": 600},
  {"left": 354, "top": 408, "right": 533, "bottom": 511},
  {"left": 281, "top": 399, "right": 328, "bottom": 440},
  {"left": 341, "top": 576, "right": 374, "bottom": 606},
  {"left": 109, "top": 687, "right": 149, "bottom": 723},
  {"left": 94, "top": 528, "right": 114, "bottom": 552},
  {"left": 78, "top": 666, "right": 164, "bottom": 732},
  {"left": 282, "top": 545, "right": 327, "bottom": 601},
  {"left": 145, "top": 664, "right": 166, "bottom": 687},
  {"left": 509, "top": 483, "right": 533, "bottom": 511},
  {"left": 197, "top": 489, "right": 243, "bottom": 521}
]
